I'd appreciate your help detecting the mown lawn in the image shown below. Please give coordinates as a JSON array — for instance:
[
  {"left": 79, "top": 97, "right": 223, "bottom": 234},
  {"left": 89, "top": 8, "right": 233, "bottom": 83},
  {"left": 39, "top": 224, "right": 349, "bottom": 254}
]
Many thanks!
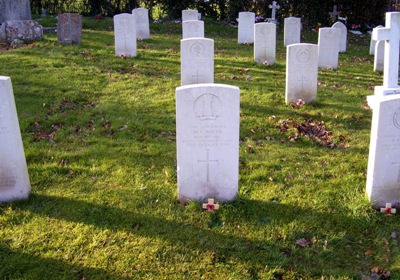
[{"left": 0, "top": 16, "right": 399, "bottom": 279}]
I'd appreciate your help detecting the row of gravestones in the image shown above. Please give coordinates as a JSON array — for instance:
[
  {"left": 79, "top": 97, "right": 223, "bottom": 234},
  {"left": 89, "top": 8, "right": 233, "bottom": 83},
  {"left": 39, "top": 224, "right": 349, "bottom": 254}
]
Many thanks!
[{"left": 1, "top": 9, "right": 400, "bottom": 212}]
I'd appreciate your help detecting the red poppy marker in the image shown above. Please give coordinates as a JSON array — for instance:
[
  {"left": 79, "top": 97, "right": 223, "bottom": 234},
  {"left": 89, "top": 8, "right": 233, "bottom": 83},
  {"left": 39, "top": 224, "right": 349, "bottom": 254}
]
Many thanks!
[
  {"left": 380, "top": 203, "right": 396, "bottom": 214},
  {"left": 203, "top": 198, "right": 219, "bottom": 211}
]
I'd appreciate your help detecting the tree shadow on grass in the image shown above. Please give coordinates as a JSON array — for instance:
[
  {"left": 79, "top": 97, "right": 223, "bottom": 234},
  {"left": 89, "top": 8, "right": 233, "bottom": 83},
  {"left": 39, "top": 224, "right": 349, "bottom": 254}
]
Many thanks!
[{"left": 4, "top": 193, "right": 388, "bottom": 278}]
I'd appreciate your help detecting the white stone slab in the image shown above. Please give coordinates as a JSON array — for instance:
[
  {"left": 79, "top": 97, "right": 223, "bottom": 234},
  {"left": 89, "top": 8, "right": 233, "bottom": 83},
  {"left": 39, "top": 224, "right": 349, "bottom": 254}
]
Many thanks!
[
  {"left": 318, "top": 27, "right": 340, "bottom": 69},
  {"left": 374, "top": 40, "right": 384, "bottom": 72},
  {"left": 0, "top": 76, "right": 30, "bottom": 203},
  {"left": 370, "top": 25, "right": 384, "bottom": 55},
  {"left": 132, "top": 8, "right": 150, "bottom": 39},
  {"left": 114, "top": 13, "right": 136, "bottom": 57},
  {"left": 176, "top": 83, "right": 240, "bottom": 202},
  {"left": 182, "top": 20, "right": 204, "bottom": 39},
  {"left": 238, "top": 12, "right": 255, "bottom": 44},
  {"left": 284, "top": 17, "right": 301, "bottom": 46},
  {"left": 285, "top": 43, "right": 318, "bottom": 104},
  {"left": 254, "top": 23, "right": 276, "bottom": 65},
  {"left": 182, "top": 9, "right": 198, "bottom": 22},
  {"left": 367, "top": 94, "right": 400, "bottom": 209},
  {"left": 332, "top": 21, "right": 347, "bottom": 52},
  {"left": 180, "top": 38, "right": 214, "bottom": 86}
]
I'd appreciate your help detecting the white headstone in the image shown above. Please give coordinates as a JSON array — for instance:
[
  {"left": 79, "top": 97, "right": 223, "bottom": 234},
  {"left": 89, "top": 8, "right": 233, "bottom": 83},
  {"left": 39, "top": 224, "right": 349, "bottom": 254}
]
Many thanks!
[
  {"left": 332, "top": 21, "right": 347, "bottom": 52},
  {"left": 366, "top": 94, "right": 400, "bottom": 209},
  {"left": 0, "top": 76, "right": 31, "bottom": 203},
  {"left": 182, "top": 9, "right": 198, "bottom": 22},
  {"left": 182, "top": 20, "right": 204, "bottom": 39},
  {"left": 132, "top": 8, "right": 150, "bottom": 39},
  {"left": 369, "top": 25, "right": 384, "bottom": 55},
  {"left": 374, "top": 40, "right": 384, "bottom": 72},
  {"left": 285, "top": 43, "right": 319, "bottom": 104},
  {"left": 268, "top": 1, "right": 280, "bottom": 20},
  {"left": 181, "top": 38, "right": 214, "bottom": 86},
  {"left": 284, "top": 17, "right": 301, "bottom": 46},
  {"left": 318, "top": 27, "right": 340, "bottom": 69},
  {"left": 372, "top": 12, "right": 400, "bottom": 96},
  {"left": 176, "top": 83, "right": 240, "bottom": 203},
  {"left": 254, "top": 23, "right": 276, "bottom": 65},
  {"left": 238, "top": 12, "right": 255, "bottom": 44},
  {"left": 114, "top": 13, "right": 136, "bottom": 57}
]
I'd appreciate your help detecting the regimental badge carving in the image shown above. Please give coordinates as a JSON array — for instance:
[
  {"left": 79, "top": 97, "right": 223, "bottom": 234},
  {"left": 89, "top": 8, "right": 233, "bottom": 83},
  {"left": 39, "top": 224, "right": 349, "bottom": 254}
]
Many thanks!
[
  {"left": 119, "top": 17, "right": 129, "bottom": 26},
  {"left": 188, "top": 22, "right": 199, "bottom": 33},
  {"left": 190, "top": 42, "right": 204, "bottom": 57},
  {"left": 296, "top": 48, "right": 310, "bottom": 63},
  {"left": 393, "top": 107, "right": 400, "bottom": 129},
  {"left": 325, "top": 29, "right": 336, "bottom": 40},
  {"left": 193, "top": 93, "right": 222, "bottom": 121},
  {"left": 260, "top": 25, "right": 271, "bottom": 35}
]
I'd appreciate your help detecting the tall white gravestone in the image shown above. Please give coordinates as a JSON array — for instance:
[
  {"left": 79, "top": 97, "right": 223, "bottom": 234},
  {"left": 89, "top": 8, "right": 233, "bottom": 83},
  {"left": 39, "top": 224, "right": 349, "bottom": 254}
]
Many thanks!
[
  {"left": 254, "top": 23, "right": 276, "bottom": 65},
  {"left": 285, "top": 43, "right": 318, "bottom": 104},
  {"left": 182, "top": 20, "right": 204, "bottom": 39},
  {"left": 176, "top": 83, "right": 240, "bottom": 202},
  {"left": 114, "top": 13, "right": 136, "bottom": 57},
  {"left": 369, "top": 25, "right": 384, "bottom": 55},
  {"left": 318, "top": 27, "right": 340, "bottom": 69},
  {"left": 374, "top": 40, "right": 384, "bottom": 72},
  {"left": 238, "top": 12, "right": 255, "bottom": 44},
  {"left": 367, "top": 12, "right": 400, "bottom": 209},
  {"left": 132, "top": 8, "right": 150, "bottom": 39},
  {"left": 284, "top": 17, "right": 301, "bottom": 46},
  {"left": 180, "top": 38, "right": 214, "bottom": 86},
  {"left": 332, "top": 21, "right": 347, "bottom": 52},
  {"left": 0, "top": 76, "right": 31, "bottom": 203},
  {"left": 182, "top": 9, "right": 199, "bottom": 22}
]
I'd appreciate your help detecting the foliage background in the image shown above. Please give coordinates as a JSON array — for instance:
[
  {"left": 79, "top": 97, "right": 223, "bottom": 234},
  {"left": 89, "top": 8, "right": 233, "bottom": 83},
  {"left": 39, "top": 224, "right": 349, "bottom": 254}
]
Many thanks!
[{"left": 30, "top": 0, "right": 390, "bottom": 27}]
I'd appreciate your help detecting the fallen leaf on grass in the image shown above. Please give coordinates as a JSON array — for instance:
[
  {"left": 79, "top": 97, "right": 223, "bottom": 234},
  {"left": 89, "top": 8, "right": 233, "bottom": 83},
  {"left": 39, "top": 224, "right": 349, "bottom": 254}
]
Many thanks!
[{"left": 296, "top": 238, "right": 310, "bottom": 247}]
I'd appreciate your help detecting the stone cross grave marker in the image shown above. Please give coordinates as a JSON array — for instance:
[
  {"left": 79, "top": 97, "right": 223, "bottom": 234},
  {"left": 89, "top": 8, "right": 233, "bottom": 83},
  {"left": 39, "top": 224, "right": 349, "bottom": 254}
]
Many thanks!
[
  {"left": 372, "top": 12, "right": 400, "bottom": 97},
  {"left": 366, "top": 94, "right": 400, "bottom": 209},
  {"left": 332, "top": 21, "right": 347, "bottom": 52},
  {"left": 182, "top": 20, "right": 204, "bottom": 39},
  {"left": 369, "top": 25, "right": 384, "bottom": 55},
  {"left": 180, "top": 38, "right": 214, "bottom": 86},
  {"left": 114, "top": 13, "right": 136, "bottom": 57},
  {"left": 329, "top": 5, "right": 340, "bottom": 21},
  {"left": 0, "top": 76, "right": 31, "bottom": 203},
  {"left": 317, "top": 27, "right": 340, "bottom": 69},
  {"left": 285, "top": 43, "right": 318, "bottom": 104},
  {"left": 0, "top": 0, "right": 31, "bottom": 23},
  {"left": 238, "top": 12, "right": 255, "bottom": 44},
  {"left": 374, "top": 40, "right": 384, "bottom": 72},
  {"left": 254, "top": 23, "right": 276, "bottom": 65},
  {"left": 57, "top": 13, "right": 82, "bottom": 44},
  {"left": 182, "top": 9, "right": 199, "bottom": 22},
  {"left": 132, "top": 8, "right": 150, "bottom": 39},
  {"left": 176, "top": 83, "right": 240, "bottom": 203},
  {"left": 284, "top": 17, "right": 301, "bottom": 46},
  {"left": 268, "top": 1, "right": 280, "bottom": 21}
]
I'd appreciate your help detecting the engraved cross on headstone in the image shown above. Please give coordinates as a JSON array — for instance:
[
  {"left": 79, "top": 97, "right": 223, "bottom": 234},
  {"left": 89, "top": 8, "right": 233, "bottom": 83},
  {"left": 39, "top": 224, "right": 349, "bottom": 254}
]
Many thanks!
[
  {"left": 297, "top": 74, "right": 308, "bottom": 92},
  {"left": 192, "top": 69, "right": 204, "bottom": 83},
  {"left": 329, "top": 5, "right": 340, "bottom": 21},
  {"left": 268, "top": 1, "right": 280, "bottom": 20},
  {"left": 372, "top": 12, "right": 400, "bottom": 89},
  {"left": 198, "top": 149, "right": 218, "bottom": 182}
]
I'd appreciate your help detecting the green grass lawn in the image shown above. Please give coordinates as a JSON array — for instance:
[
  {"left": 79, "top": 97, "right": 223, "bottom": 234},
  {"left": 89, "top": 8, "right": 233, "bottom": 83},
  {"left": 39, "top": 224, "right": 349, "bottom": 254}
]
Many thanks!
[{"left": 0, "top": 16, "right": 399, "bottom": 279}]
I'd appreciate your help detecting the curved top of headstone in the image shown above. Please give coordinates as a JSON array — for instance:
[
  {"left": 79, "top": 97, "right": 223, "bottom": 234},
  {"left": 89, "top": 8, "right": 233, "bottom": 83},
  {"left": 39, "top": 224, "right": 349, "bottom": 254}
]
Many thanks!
[{"left": 0, "top": 0, "right": 31, "bottom": 23}]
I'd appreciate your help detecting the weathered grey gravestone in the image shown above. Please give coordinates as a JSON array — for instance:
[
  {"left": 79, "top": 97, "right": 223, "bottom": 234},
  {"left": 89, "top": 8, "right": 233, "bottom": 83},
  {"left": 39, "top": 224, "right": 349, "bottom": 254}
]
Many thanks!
[
  {"left": 181, "top": 38, "right": 214, "bottom": 86},
  {"left": 0, "top": 0, "right": 31, "bottom": 23},
  {"left": 57, "top": 13, "right": 82, "bottom": 44},
  {"left": 176, "top": 83, "right": 240, "bottom": 203},
  {"left": 367, "top": 12, "right": 400, "bottom": 209},
  {"left": 0, "top": 76, "right": 31, "bottom": 203},
  {"left": 132, "top": 8, "right": 150, "bottom": 39},
  {"left": 285, "top": 43, "right": 318, "bottom": 104},
  {"left": 238, "top": 12, "right": 255, "bottom": 44},
  {"left": 182, "top": 20, "right": 204, "bottom": 39},
  {"left": 318, "top": 27, "right": 340, "bottom": 69},
  {"left": 254, "top": 23, "right": 276, "bottom": 65},
  {"left": 0, "top": 20, "right": 43, "bottom": 44},
  {"left": 284, "top": 17, "right": 301, "bottom": 46},
  {"left": 114, "top": 13, "right": 136, "bottom": 57}
]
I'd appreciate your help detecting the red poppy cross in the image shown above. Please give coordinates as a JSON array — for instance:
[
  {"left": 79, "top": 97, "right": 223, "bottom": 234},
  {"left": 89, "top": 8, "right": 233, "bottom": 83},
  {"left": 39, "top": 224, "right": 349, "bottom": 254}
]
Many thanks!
[
  {"left": 203, "top": 198, "right": 219, "bottom": 211},
  {"left": 380, "top": 203, "right": 397, "bottom": 214}
]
